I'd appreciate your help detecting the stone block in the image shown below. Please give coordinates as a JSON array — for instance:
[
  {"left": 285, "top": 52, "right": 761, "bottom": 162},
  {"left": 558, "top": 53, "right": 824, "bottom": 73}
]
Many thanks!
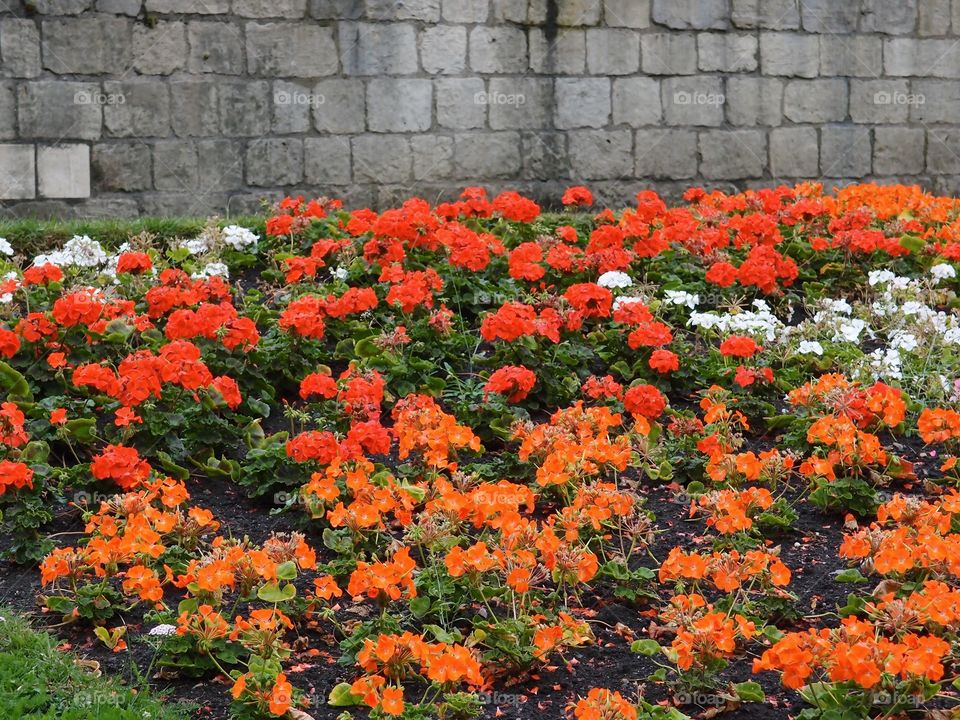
[
  {"left": 436, "top": 77, "right": 486, "bottom": 129},
  {"left": 97, "top": 0, "right": 142, "bottom": 14},
  {"left": 133, "top": 20, "right": 186, "bottom": 75},
  {"left": 91, "top": 142, "right": 152, "bottom": 191},
  {"left": 521, "top": 130, "right": 569, "bottom": 180},
  {"left": 103, "top": 81, "right": 171, "bottom": 138},
  {"left": 366, "top": 0, "right": 441, "bottom": 21},
  {"left": 312, "top": 79, "right": 365, "bottom": 133},
  {"left": 928, "top": 129, "right": 960, "bottom": 173},
  {"left": 558, "top": 0, "right": 602, "bottom": 25},
  {"left": 769, "top": 127, "right": 818, "bottom": 177},
  {"left": 367, "top": 79, "right": 433, "bottom": 132},
  {"left": 910, "top": 79, "right": 960, "bottom": 122},
  {"left": 310, "top": 0, "right": 364, "bottom": 19},
  {"left": 453, "top": 131, "right": 521, "bottom": 179},
  {"left": 662, "top": 76, "right": 725, "bottom": 126},
  {"left": 784, "top": 79, "right": 848, "bottom": 123},
  {"left": 587, "top": 29, "right": 640, "bottom": 75},
  {"left": 469, "top": 26, "right": 527, "bottom": 73},
  {"left": 41, "top": 18, "right": 131, "bottom": 74},
  {"left": 568, "top": 129, "right": 632, "bottom": 179},
  {"left": 760, "top": 32, "right": 819, "bottom": 77},
  {"left": 420, "top": 25, "right": 467, "bottom": 75},
  {"left": 411, "top": 134, "right": 454, "bottom": 180},
  {"left": 820, "top": 126, "right": 872, "bottom": 177},
  {"left": 819, "top": 36, "right": 883, "bottom": 77},
  {"left": 18, "top": 82, "right": 102, "bottom": 140},
  {"left": 850, "top": 80, "right": 911, "bottom": 123},
  {"left": 197, "top": 139, "right": 244, "bottom": 191},
  {"left": 529, "top": 29, "right": 585, "bottom": 74},
  {"left": 651, "top": 0, "right": 728, "bottom": 29},
  {"left": 0, "top": 144, "right": 35, "bottom": 200},
  {"left": 874, "top": 127, "right": 925, "bottom": 175},
  {"left": 699, "top": 129, "right": 766, "bottom": 179},
  {"left": 0, "top": 82, "right": 13, "bottom": 140},
  {"left": 604, "top": 0, "right": 650, "bottom": 28},
  {"left": 170, "top": 80, "right": 219, "bottom": 136},
  {"left": 37, "top": 144, "right": 90, "bottom": 199},
  {"left": 339, "top": 23, "right": 418, "bottom": 75},
  {"left": 233, "top": 0, "right": 307, "bottom": 17},
  {"left": 885, "top": 38, "right": 960, "bottom": 78},
  {"left": 218, "top": 81, "right": 271, "bottom": 136},
  {"left": 247, "top": 23, "right": 337, "bottom": 76},
  {"left": 634, "top": 129, "right": 697, "bottom": 179},
  {"left": 725, "top": 77, "right": 782, "bottom": 126},
  {"left": 861, "top": 0, "right": 918, "bottom": 33},
  {"left": 731, "top": 0, "right": 800, "bottom": 29},
  {"left": 0, "top": 19, "right": 41, "bottom": 78},
  {"left": 145, "top": 0, "right": 229, "bottom": 11},
  {"left": 555, "top": 78, "right": 610, "bottom": 129},
  {"left": 353, "top": 135, "right": 412, "bottom": 182},
  {"left": 188, "top": 21, "right": 243, "bottom": 74},
  {"left": 919, "top": 0, "right": 951, "bottom": 34},
  {"left": 246, "top": 138, "right": 303, "bottom": 186},
  {"left": 800, "top": 0, "right": 859, "bottom": 32},
  {"left": 612, "top": 77, "right": 661, "bottom": 126},
  {"left": 272, "top": 80, "right": 314, "bottom": 134},
  {"left": 32, "top": 0, "right": 91, "bottom": 12},
  {"left": 442, "top": 0, "right": 489, "bottom": 22},
  {"left": 641, "top": 33, "right": 697, "bottom": 75},
  {"left": 488, "top": 77, "right": 551, "bottom": 129},
  {"left": 304, "top": 136, "right": 352, "bottom": 184},
  {"left": 153, "top": 140, "right": 198, "bottom": 191},
  {"left": 491, "top": 0, "right": 546, "bottom": 23},
  {"left": 698, "top": 33, "right": 758, "bottom": 72}
]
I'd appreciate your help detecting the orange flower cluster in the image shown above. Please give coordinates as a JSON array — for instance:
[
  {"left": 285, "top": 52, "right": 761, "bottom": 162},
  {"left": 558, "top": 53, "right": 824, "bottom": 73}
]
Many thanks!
[
  {"left": 391, "top": 394, "right": 481, "bottom": 470},
  {"left": 660, "top": 594, "right": 756, "bottom": 671},
  {"left": 788, "top": 374, "right": 906, "bottom": 430},
  {"left": 569, "top": 688, "right": 637, "bottom": 720},
  {"left": 659, "top": 547, "right": 791, "bottom": 592},
  {"left": 692, "top": 486, "right": 774, "bottom": 534},
  {"left": 347, "top": 546, "right": 417, "bottom": 602}
]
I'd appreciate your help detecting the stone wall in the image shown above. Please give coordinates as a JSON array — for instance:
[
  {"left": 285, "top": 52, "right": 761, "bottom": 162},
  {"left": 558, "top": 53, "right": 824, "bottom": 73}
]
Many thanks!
[{"left": 1, "top": 0, "right": 959, "bottom": 216}]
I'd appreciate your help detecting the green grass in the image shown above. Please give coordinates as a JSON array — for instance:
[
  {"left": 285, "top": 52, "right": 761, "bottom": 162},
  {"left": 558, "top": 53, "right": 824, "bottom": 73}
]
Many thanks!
[
  {"left": 0, "top": 217, "right": 267, "bottom": 256},
  {"left": 0, "top": 608, "right": 190, "bottom": 719}
]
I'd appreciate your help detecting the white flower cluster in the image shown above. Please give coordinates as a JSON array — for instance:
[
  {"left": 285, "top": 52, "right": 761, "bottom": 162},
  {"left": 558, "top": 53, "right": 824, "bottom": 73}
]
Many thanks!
[
  {"left": 222, "top": 225, "right": 259, "bottom": 252},
  {"left": 663, "top": 289, "right": 700, "bottom": 309},
  {"left": 192, "top": 262, "right": 229, "bottom": 280},
  {"left": 688, "top": 300, "right": 782, "bottom": 342},
  {"left": 0, "top": 237, "right": 13, "bottom": 257},
  {"left": 34, "top": 235, "right": 107, "bottom": 269},
  {"left": 597, "top": 271, "right": 633, "bottom": 289},
  {"left": 147, "top": 624, "right": 177, "bottom": 637}
]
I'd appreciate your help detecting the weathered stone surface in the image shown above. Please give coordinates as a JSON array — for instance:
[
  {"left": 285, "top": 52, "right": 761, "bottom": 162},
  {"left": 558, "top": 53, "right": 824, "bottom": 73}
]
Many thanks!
[
  {"left": 699, "top": 129, "right": 766, "bottom": 179},
  {"left": 272, "top": 80, "right": 313, "bottom": 134},
  {"left": 134, "top": 21, "right": 187, "bottom": 75},
  {"left": 442, "top": 0, "right": 488, "bottom": 22},
  {"left": 421, "top": 25, "right": 467, "bottom": 75},
  {"left": 557, "top": 0, "right": 602, "bottom": 26},
  {"left": 435, "top": 77, "right": 486, "bottom": 129},
  {"left": 33, "top": 0, "right": 91, "bottom": 13},
  {"left": 188, "top": 21, "right": 243, "bottom": 74},
  {"left": 820, "top": 126, "right": 872, "bottom": 177},
  {"left": 784, "top": 79, "right": 848, "bottom": 123},
  {"left": 92, "top": 142, "right": 152, "bottom": 191},
  {"left": 819, "top": 36, "right": 883, "bottom": 77},
  {"left": 652, "top": 0, "right": 728, "bottom": 29},
  {"left": 612, "top": 77, "right": 661, "bottom": 127},
  {"left": 0, "top": 19, "right": 41, "bottom": 78},
  {"left": 103, "top": 81, "right": 171, "bottom": 138},
  {"left": 411, "top": 134, "right": 454, "bottom": 179},
  {"left": 312, "top": 79, "right": 365, "bottom": 133},
  {"left": 725, "top": 77, "right": 782, "bottom": 126},
  {"left": 18, "top": 81, "right": 102, "bottom": 140},
  {"left": 569, "top": 129, "right": 632, "bottom": 178},
  {"left": 488, "top": 77, "right": 551, "bottom": 129},
  {"left": 861, "top": 0, "right": 918, "bottom": 34},
  {"left": 604, "top": 0, "right": 650, "bottom": 28},
  {"left": 38, "top": 144, "right": 90, "bottom": 199},
  {"left": 769, "top": 127, "right": 818, "bottom": 178},
  {"left": 353, "top": 135, "right": 412, "bottom": 182},
  {"left": 169, "top": 80, "right": 220, "bottom": 137},
  {"left": 304, "top": 136, "right": 352, "bottom": 184},
  {"left": 555, "top": 78, "right": 610, "bottom": 129},
  {"left": 521, "top": 130, "right": 569, "bottom": 180},
  {"left": 454, "top": 131, "right": 521, "bottom": 178},
  {"left": 730, "top": 0, "right": 800, "bottom": 29},
  {"left": 698, "top": 32, "right": 757, "bottom": 72},
  {"left": 96, "top": 0, "right": 141, "bottom": 14},
  {"left": 145, "top": 0, "right": 229, "bottom": 11},
  {"left": 885, "top": 38, "right": 960, "bottom": 77},
  {"left": 0, "top": 82, "right": 14, "bottom": 140},
  {"left": 928, "top": 129, "right": 960, "bottom": 173},
  {"left": 918, "top": 0, "right": 951, "bottom": 35},
  {"left": 366, "top": 0, "right": 441, "bottom": 21},
  {"left": 246, "top": 138, "right": 303, "bottom": 186},
  {"left": 641, "top": 33, "right": 697, "bottom": 75},
  {"left": 587, "top": 29, "right": 640, "bottom": 75},
  {"left": 469, "top": 26, "right": 527, "bottom": 73},
  {"left": 197, "top": 139, "right": 245, "bottom": 190},
  {"left": 760, "top": 33, "right": 819, "bottom": 77},
  {"left": 42, "top": 18, "right": 131, "bottom": 74},
  {"left": 247, "top": 23, "right": 338, "bottom": 76},
  {"left": 911, "top": 79, "right": 960, "bottom": 122},
  {"left": 0, "top": 144, "right": 35, "bottom": 199},
  {"left": 310, "top": 0, "right": 363, "bottom": 19},
  {"left": 849, "top": 80, "right": 911, "bottom": 123},
  {"left": 874, "top": 127, "right": 925, "bottom": 174},
  {"left": 339, "top": 23, "right": 418, "bottom": 75},
  {"left": 153, "top": 141, "right": 198, "bottom": 191},
  {"left": 529, "top": 29, "right": 585, "bottom": 74},
  {"left": 635, "top": 129, "right": 697, "bottom": 179},
  {"left": 800, "top": 0, "right": 859, "bottom": 32},
  {"left": 233, "top": 0, "right": 307, "bottom": 17},
  {"left": 367, "top": 79, "right": 433, "bottom": 132},
  {"left": 218, "top": 81, "right": 271, "bottom": 136},
  {"left": 662, "top": 76, "right": 725, "bottom": 126},
  {"left": 491, "top": 0, "right": 546, "bottom": 23}
]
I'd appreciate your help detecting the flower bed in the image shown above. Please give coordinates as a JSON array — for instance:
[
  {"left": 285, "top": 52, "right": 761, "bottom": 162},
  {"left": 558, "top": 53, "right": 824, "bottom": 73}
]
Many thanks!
[{"left": 1, "top": 183, "right": 960, "bottom": 719}]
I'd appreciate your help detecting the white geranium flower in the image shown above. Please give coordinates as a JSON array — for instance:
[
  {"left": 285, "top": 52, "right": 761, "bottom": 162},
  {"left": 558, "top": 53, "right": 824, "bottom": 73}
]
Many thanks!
[
  {"left": 192, "top": 262, "right": 229, "bottom": 279},
  {"left": 944, "top": 327, "right": 960, "bottom": 345},
  {"left": 222, "top": 225, "right": 259, "bottom": 251},
  {"left": 664, "top": 290, "right": 699, "bottom": 309},
  {"left": 0, "top": 238, "right": 13, "bottom": 257},
  {"left": 181, "top": 237, "right": 210, "bottom": 255},
  {"left": 834, "top": 319, "right": 867, "bottom": 343},
  {"left": 597, "top": 271, "right": 633, "bottom": 289},
  {"left": 147, "top": 624, "right": 177, "bottom": 637},
  {"left": 868, "top": 270, "right": 895, "bottom": 286},
  {"left": 891, "top": 332, "right": 918, "bottom": 352},
  {"left": 331, "top": 267, "right": 348, "bottom": 281},
  {"left": 869, "top": 347, "right": 902, "bottom": 380},
  {"left": 797, "top": 340, "right": 824, "bottom": 356},
  {"left": 612, "top": 295, "right": 648, "bottom": 311},
  {"left": 931, "top": 263, "right": 956, "bottom": 281}
]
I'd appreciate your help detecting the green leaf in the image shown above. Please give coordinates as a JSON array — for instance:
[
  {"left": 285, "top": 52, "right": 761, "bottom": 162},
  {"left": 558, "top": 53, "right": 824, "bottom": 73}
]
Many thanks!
[
  {"left": 630, "top": 639, "right": 662, "bottom": 656},
  {"left": 833, "top": 568, "right": 868, "bottom": 583},
  {"left": 275, "top": 561, "right": 297, "bottom": 581},
  {"left": 899, "top": 234, "right": 924, "bottom": 254},
  {"left": 354, "top": 338, "right": 381, "bottom": 358},
  {"left": 0, "top": 361, "right": 32, "bottom": 402},
  {"left": 64, "top": 418, "right": 97, "bottom": 444},
  {"left": 256, "top": 582, "right": 296, "bottom": 603},
  {"left": 328, "top": 682, "right": 363, "bottom": 707},
  {"left": 734, "top": 681, "right": 765, "bottom": 703},
  {"left": 410, "top": 595, "right": 432, "bottom": 618}
]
